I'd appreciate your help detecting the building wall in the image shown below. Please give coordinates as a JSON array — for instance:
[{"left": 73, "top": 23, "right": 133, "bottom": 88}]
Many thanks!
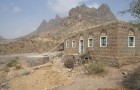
[
  {"left": 64, "top": 21, "right": 118, "bottom": 57},
  {"left": 64, "top": 21, "right": 140, "bottom": 65},
  {"left": 117, "top": 22, "right": 136, "bottom": 57},
  {"left": 116, "top": 22, "right": 140, "bottom": 64}
]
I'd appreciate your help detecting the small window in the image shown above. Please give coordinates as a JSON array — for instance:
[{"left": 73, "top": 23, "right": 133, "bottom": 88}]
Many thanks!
[
  {"left": 100, "top": 36, "right": 107, "bottom": 47},
  {"left": 88, "top": 39, "right": 93, "bottom": 47},
  {"left": 128, "top": 36, "right": 135, "bottom": 47},
  {"left": 72, "top": 40, "right": 76, "bottom": 48},
  {"left": 66, "top": 39, "right": 69, "bottom": 48}
]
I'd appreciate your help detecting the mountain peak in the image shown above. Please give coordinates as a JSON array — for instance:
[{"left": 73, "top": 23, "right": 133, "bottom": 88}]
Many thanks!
[
  {"left": 42, "top": 19, "right": 47, "bottom": 23},
  {"left": 80, "top": 4, "right": 88, "bottom": 8},
  {"left": 55, "top": 14, "right": 60, "bottom": 19},
  {"left": 98, "top": 3, "right": 110, "bottom": 11},
  {"left": 98, "top": 3, "right": 117, "bottom": 20}
]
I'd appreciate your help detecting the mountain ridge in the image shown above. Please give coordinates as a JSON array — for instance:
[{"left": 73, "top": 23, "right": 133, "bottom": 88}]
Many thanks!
[
  {"left": 30, "top": 3, "right": 117, "bottom": 36},
  {"left": 30, "top": 14, "right": 63, "bottom": 35}
]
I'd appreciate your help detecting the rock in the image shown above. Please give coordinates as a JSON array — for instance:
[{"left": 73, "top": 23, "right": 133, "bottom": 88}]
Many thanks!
[
  {"left": 122, "top": 71, "right": 129, "bottom": 78},
  {"left": 1, "top": 82, "right": 8, "bottom": 87}
]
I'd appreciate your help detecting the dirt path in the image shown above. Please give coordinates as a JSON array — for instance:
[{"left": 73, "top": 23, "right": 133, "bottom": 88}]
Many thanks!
[{"left": 8, "top": 62, "right": 72, "bottom": 90}]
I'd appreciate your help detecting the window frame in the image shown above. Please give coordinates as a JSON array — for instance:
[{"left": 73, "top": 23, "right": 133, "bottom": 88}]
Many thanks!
[
  {"left": 66, "top": 39, "right": 70, "bottom": 48},
  {"left": 100, "top": 36, "right": 107, "bottom": 47},
  {"left": 72, "top": 39, "right": 76, "bottom": 48},
  {"left": 128, "top": 36, "right": 135, "bottom": 47},
  {"left": 88, "top": 38, "right": 93, "bottom": 47}
]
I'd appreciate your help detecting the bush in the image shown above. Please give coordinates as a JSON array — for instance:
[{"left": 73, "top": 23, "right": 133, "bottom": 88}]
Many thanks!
[
  {"left": 85, "top": 61, "right": 105, "bottom": 75},
  {"left": 15, "top": 64, "right": 22, "bottom": 69},
  {"left": 64, "top": 56, "right": 75, "bottom": 68},
  {"left": 6, "top": 60, "right": 18, "bottom": 67},
  {"left": 122, "top": 67, "right": 140, "bottom": 90},
  {"left": 6, "top": 59, "right": 22, "bottom": 70}
]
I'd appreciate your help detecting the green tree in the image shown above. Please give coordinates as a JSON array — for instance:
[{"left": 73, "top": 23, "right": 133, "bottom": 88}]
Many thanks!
[{"left": 120, "top": 0, "right": 140, "bottom": 22}]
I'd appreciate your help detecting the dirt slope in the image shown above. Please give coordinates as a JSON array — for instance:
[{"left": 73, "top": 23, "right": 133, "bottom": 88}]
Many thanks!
[{"left": 8, "top": 64, "right": 72, "bottom": 90}]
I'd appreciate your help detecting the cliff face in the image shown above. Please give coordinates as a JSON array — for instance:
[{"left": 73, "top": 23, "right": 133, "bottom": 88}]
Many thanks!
[{"left": 62, "top": 3, "right": 116, "bottom": 26}]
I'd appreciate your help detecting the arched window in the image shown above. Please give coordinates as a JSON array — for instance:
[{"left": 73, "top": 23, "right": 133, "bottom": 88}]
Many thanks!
[
  {"left": 100, "top": 30, "right": 107, "bottom": 47},
  {"left": 72, "top": 38, "right": 76, "bottom": 48},
  {"left": 128, "top": 29, "right": 135, "bottom": 47},
  {"left": 79, "top": 35, "right": 84, "bottom": 54},
  {"left": 66, "top": 39, "right": 70, "bottom": 48},
  {"left": 88, "top": 35, "right": 93, "bottom": 47}
]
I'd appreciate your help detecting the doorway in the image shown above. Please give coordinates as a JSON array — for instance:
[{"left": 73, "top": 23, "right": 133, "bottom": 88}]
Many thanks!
[{"left": 79, "top": 40, "right": 84, "bottom": 54}]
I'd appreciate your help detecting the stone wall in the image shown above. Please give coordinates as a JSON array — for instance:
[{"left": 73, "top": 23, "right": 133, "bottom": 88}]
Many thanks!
[
  {"left": 64, "top": 21, "right": 140, "bottom": 66},
  {"left": 64, "top": 21, "right": 118, "bottom": 56},
  {"left": 116, "top": 21, "right": 140, "bottom": 65}
]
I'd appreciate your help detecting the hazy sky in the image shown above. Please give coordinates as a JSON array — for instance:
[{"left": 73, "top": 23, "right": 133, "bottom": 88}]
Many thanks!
[{"left": 0, "top": 0, "right": 133, "bottom": 39}]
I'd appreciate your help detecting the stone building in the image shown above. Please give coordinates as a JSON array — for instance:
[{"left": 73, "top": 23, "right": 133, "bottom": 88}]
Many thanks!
[{"left": 64, "top": 21, "right": 140, "bottom": 65}]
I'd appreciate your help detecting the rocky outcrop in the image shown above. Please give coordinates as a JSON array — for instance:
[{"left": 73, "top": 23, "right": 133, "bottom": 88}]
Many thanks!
[
  {"left": 62, "top": 3, "right": 117, "bottom": 26},
  {"left": 98, "top": 4, "right": 116, "bottom": 21}
]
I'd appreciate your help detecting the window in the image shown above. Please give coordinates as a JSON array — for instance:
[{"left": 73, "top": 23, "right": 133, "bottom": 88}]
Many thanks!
[
  {"left": 88, "top": 39, "right": 93, "bottom": 47},
  {"left": 88, "top": 35, "right": 93, "bottom": 47},
  {"left": 100, "top": 30, "right": 107, "bottom": 47},
  {"left": 66, "top": 39, "right": 69, "bottom": 48},
  {"left": 128, "top": 36, "right": 135, "bottom": 47},
  {"left": 128, "top": 29, "right": 135, "bottom": 47},
  {"left": 100, "top": 36, "right": 107, "bottom": 47},
  {"left": 72, "top": 40, "right": 76, "bottom": 48}
]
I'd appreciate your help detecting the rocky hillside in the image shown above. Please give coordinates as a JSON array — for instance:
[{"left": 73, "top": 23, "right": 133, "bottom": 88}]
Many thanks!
[
  {"left": 32, "top": 3, "right": 116, "bottom": 36},
  {"left": 0, "top": 38, "right": 60, "bottom": 55}
]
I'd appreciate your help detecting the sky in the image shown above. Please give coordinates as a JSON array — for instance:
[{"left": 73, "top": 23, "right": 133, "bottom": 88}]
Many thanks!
[{"left": 0, "top": 0, "right": 134, "bottom": 39}]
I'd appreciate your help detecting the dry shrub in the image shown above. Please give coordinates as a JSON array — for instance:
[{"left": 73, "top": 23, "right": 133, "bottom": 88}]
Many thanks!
[
  {"left": 64, "top": 55, "right": 75, "bottom": 68},
  {"left": 85, "top": 61, "right": 105, "bottom": 75},
  {"left": 6, "top": 60, "right": 18, "bottom": 67},
  {"left": 15, "top": 64, "right": 22, "bottom": 69},
  {"left": 5, "top": 59, "right": 22, "bottom": 70}
]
